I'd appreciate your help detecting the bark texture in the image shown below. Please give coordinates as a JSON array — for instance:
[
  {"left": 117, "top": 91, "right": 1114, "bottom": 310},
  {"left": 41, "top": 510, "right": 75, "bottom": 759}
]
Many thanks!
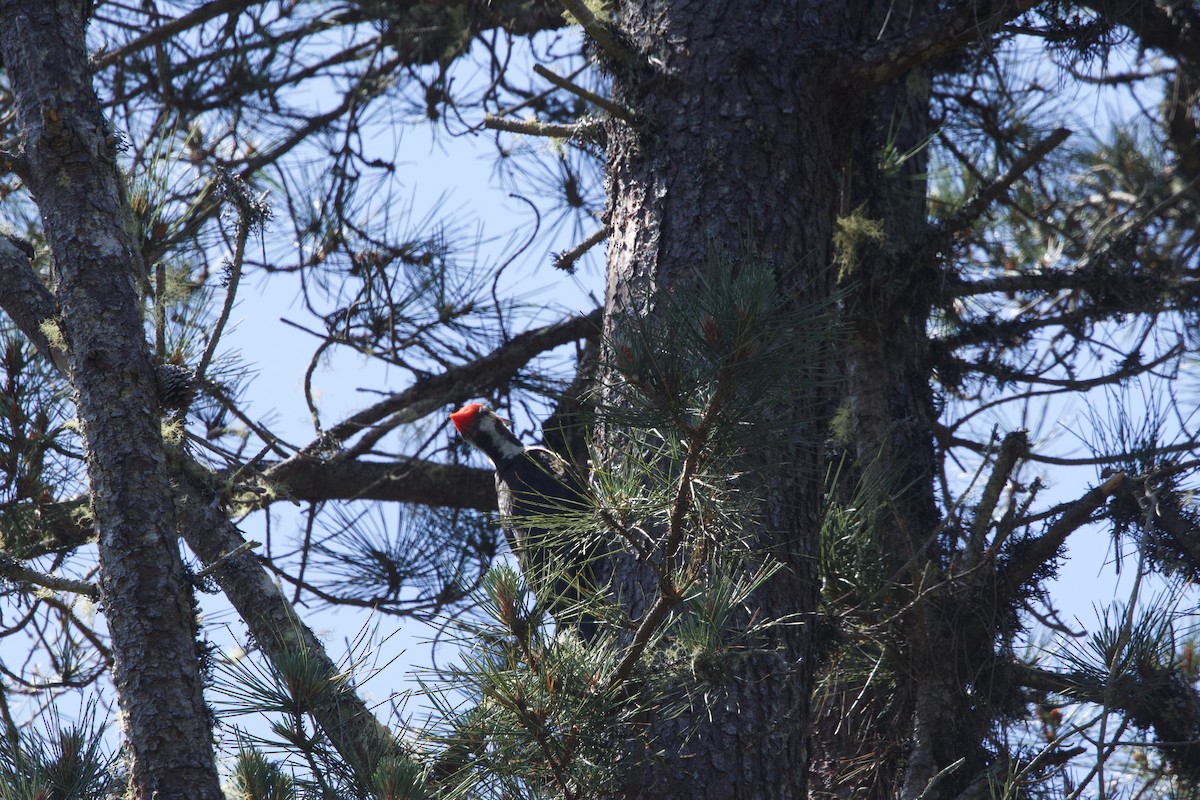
[
  {"left": 600, "top": 3, "right": 857, "bottom": 798},
  {"left": 174, "top": 469, "right": 406, "bottom": 773},
  {"left": 0, "top": 3, "right": 222, "bottom": 797}
]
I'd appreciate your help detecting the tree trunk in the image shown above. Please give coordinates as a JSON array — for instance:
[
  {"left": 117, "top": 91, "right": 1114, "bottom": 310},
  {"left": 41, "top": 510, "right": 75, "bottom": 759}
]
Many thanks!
[
  {"left": 600, "top": 3, "right": 857, "bottom": 798},
  {"left": 806, "top": 2, "right": 1007, "bottom": 798},
  {"left": 598, "top": 2, "right": 1003, "bottom": 798},
  {"left": 0, "top": 4, "right": 222, "bottom": 797}
]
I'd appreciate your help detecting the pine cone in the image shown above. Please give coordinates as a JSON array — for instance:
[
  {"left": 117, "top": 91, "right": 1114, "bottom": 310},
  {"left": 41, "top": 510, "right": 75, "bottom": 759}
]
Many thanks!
[{"left": 155, "top": 363, "right": 197, "bottom": 412}]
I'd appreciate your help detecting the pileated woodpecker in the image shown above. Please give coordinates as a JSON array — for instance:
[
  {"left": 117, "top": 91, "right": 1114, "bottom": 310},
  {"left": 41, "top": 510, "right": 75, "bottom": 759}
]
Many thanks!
[{"left": 450, "top": 402, "right": 596, "bottom": 638}]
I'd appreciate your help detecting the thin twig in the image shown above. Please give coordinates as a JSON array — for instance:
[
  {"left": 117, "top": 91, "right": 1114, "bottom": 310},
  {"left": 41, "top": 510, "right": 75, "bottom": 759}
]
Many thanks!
[
  {"left": 484, "top": 114, "right": 602, "bottom": 140},
  {"left": 553, "top": 225, "right": 609, "bottom": 273},
  {"left": 202, "top": 378, "right": 297, "bottom": 459},
  {"left": 608, "top": 594, "right": 677, "bottom": 689},
  {"left": 964, "top": 430, "right": 1028, "bottom": 567},
  {"left": 193, "top": 210, "right": 249, "bottom": 391},
  {"left": 495, "top": 63, "right": 589, "bottom": 119},
  {"left": 94, "top": 0, "right": 261, "bottom": 70},
  {"left": 533, "top": 63, "right": 635, "bottom": 121},
  {"left": 847, "top": 0, "right": 1040, "bottom": 85},
  {"left": 916, "top": 757, "right": 965, "bottom": 800}
]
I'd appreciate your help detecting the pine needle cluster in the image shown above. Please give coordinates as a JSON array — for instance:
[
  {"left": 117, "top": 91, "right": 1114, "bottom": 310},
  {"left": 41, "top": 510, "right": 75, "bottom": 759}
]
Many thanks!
[{"left": 420, "top": 250, "right": 842, "bottom": 798}]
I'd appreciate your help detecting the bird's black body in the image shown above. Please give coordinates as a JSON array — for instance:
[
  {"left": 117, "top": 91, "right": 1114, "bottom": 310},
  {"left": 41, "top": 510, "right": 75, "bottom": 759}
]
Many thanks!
[{"left": 451, "top": 403, "right": 596, "bottom": 638}]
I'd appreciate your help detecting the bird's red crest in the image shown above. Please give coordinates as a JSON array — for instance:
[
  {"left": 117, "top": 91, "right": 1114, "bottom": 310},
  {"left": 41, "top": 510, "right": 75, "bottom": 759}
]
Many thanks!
[{"left": 450, "top": 402, "right": 484, "bottom": 435}]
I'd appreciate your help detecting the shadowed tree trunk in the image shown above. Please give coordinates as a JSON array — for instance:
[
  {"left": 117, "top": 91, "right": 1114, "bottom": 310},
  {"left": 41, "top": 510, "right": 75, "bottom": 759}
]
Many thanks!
[
  {"left": 598, "top": 3, "right": 855, "bottom": 797},
  {"left": 597, "top": 2, "right": 1009, "bottom": 798},
  {"left": 0, "top": 3, "right": 222, "bottom": 797}
]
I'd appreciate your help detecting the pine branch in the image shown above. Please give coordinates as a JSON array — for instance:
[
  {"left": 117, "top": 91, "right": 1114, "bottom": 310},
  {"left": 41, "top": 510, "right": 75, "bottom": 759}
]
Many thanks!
[
  {"left": 93, "top": 0, "right": 263, "bottom": 70},
  {"left": 1075, "top": 0, "right": 1200, "bottom": 65},
  {"left": 174, "top": 466, "right": 410, "bottom": 773},
  {"left": 249, "top": 459, "right": 496, "bottom": 510},
  {"left": 193, "top": 174, "right": 260, "bottom": 393},
  {"left": 557, "top": 0, "right": 638, "bottom": 67},
  {"left": 496, "top": 63, "right": 590, "bottom": 119},
  {"left": 0, "top": 237, "right": 68, "bottom": 375},
  {"left": 997, "top": 471, "right": 1127, "bottom": 598},
  {"left": 266, "top": 308, "right": 601, "bottom": 486},
  {"left": 940, "top": 430, "right": 1200, "bottom": 468},
  {"left": 532, "top": 64, "right": 635, "bottom": 121},
  {"left": 4, "top": 457, "right": 498, "bottom": 561},
  {"left": 95, "top": 0, "right": 571, "bottom": 72},
  {"left": 963, "top": 430, "right": 1028, "bottom": 568},
  {"left": 916, "top": 757, "right": 965, "bottom": 800},
  {"left": 0, "top": 553, "right": 99, "bottom": 598},
  {"left": 553, "top": 225, "right": 609, "bottom": 273},
  {"left": 484, "top": 114, "right": 605, "bottom": 142},
  {"left": 845, "top": 0, "right": 1041, "bottom": 86},
  {"left": 608, "top": 359, "right": 738, "bottom": 689},
  {"left": 912, "top": 127, "right": 1071, "bottom": 273},
  {"left": 609, "top": 593, "right": 675, "bottom": 689},
  {"left": 1126, "top": 474, "right": 1200, "bottom": 571},
  {"left": 931, "top": 128, "right": 1071, "bottom": 249}
]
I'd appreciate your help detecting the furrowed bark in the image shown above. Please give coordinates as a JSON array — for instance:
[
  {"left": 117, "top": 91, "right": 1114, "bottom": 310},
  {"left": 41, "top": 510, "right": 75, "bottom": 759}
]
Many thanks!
[
  {"left": 599, "top": 3, "right": 852, "bottom": 797},
  {"left": 174, "top": 469, "right": 407, "bottom": 774},
  {"left": 0, "top": 3, "right": 222, "bottom": 798}
]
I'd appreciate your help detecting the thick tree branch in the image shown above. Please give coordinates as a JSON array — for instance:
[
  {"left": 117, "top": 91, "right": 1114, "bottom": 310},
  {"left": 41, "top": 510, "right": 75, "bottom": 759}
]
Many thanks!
[
  {"left": 266, "top": 307, "right": 602, "bottom": 487},
  {"left": 845, "top": 0, "right": 1041, "bottom": 86},
  {"left": 0, "top": 553, "right": 98, "bottom": 599},
  {"left": 0, "top": 237, "right": 68, "bottom": 374},
  {"left": 6, "top": 458, "right": 498, "bottom": 561},
  {"left": 558, "top": 0, "right": 638, "bottom": 66},
  {"left": 253, "top": 459, "right": 496, "bottom": 510},
  {"left": 997, "top": 471, "right": 1127, "bottom": 599},
  {"left": 172, "top": 466, "right": 410, "bottom": 775}
]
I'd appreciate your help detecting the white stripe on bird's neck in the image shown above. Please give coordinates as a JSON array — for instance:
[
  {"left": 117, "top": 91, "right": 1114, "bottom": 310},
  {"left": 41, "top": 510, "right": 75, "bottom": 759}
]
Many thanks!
[{"left": 476, "top": 412, "right": 526, "bottom": 462}]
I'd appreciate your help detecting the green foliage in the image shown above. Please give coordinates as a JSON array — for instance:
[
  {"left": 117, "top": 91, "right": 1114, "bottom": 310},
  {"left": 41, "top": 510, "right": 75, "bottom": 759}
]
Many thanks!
[
  {"left": 819, "top": 461, "right": 894, "bottom": 604},
  {"left": 424, "top": 566, "right": 648, "bottom": 800},
  {"left": 228, "top": 747, "right": 295, "bottom": 800},
  {"left": 212, "top": 631, "right": 427, "bottom": 799},
  {"left": 0, "top": 705, "right": 120, "bottom": 800},
  {"left": 1057, "top": 597, "right": 1181, "bottom": 715},
  {"left": 419, "top": 251, "right": 843, "bottom": 797},
  {"left": 666, "top": 558, "right": 784, "bottom": 681},
  {"left": 371, "top": 756, "right": 429, "bottom": 800},
  {"left": 602, "top": 248, "right": 840, "bottom": 460}
]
